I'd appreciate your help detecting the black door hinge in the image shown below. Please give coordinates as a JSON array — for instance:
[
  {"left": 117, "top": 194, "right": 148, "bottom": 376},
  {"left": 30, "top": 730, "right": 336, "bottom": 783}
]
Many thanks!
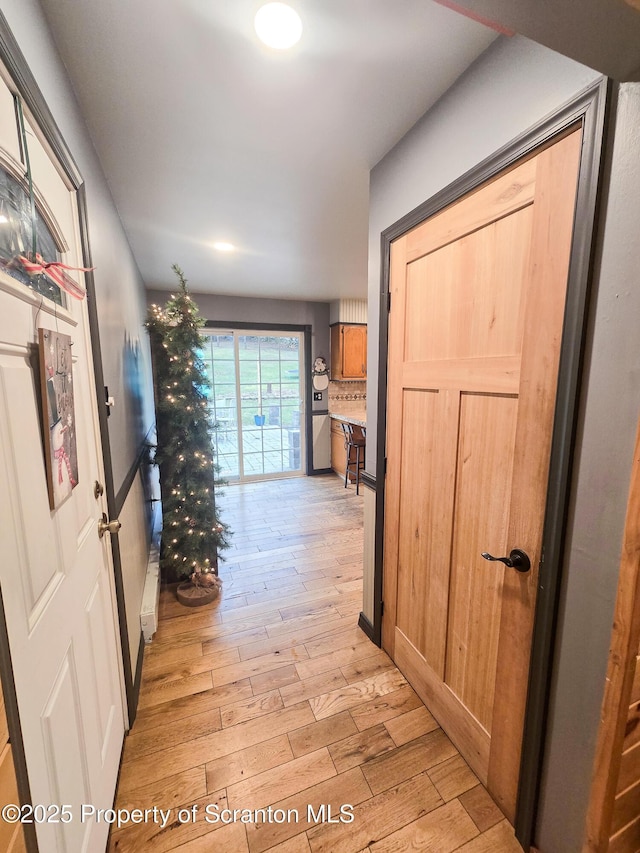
[
  {"left": 387, "top": 291, "right": 391, "bottom": 312},
  {"left": 380, "top": 601, "right": 384, "bottom": 616}
]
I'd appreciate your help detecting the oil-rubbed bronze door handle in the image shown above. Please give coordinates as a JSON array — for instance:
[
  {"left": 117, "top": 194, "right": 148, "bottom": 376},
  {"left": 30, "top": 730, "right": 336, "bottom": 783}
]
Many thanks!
[{"left": 481, "top": 549, "right": 531, "bottom": 573}]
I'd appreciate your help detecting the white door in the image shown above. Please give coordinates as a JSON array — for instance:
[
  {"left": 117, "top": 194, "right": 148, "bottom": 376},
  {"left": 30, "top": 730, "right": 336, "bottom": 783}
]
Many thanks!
[{"left": 0, "top": 84, "right": 125, "bottom": 851}]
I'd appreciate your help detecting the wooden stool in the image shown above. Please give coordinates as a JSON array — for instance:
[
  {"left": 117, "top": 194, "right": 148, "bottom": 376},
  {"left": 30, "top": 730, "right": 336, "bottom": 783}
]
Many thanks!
[{"left": 341, "top": 422, "right": 366, "bottom": 495}]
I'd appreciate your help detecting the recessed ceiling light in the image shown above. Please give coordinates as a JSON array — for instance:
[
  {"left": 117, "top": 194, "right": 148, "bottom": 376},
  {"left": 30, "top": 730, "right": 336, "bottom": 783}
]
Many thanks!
[
  {"left": 254, "top": 3, "right": 302, "bottom": 50},
  {"left": 213, "top": 241, "right": 235, "bottom": 252}
]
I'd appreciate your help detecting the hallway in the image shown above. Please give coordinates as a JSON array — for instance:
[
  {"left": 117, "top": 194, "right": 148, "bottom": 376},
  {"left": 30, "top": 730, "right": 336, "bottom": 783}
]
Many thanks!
[{"left": 111, "top": 475, "right": 521, "bottom": 852}]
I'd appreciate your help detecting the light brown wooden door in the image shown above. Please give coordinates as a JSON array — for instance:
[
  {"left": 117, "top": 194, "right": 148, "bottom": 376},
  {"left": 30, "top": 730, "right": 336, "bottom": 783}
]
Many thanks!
[{"left": 383, "top": 128, "right": 582, "bottom": 822}]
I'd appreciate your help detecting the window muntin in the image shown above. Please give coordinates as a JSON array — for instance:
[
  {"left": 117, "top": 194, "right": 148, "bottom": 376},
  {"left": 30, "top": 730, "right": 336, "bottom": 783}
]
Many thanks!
[{"left": 0, "top": 164, "right": 66, "bottom": 307}]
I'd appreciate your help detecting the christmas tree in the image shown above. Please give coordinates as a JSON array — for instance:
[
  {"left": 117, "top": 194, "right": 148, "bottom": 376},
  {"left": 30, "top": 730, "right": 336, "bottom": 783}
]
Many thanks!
[{"left": 146, "top": 265, "right": 229, "bottom": 588}]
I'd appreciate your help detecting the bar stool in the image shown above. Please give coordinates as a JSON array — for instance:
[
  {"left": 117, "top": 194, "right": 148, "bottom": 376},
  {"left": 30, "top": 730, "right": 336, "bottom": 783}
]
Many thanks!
[{"left": 341, "top": 422, "right": 366, "bottom": 495}]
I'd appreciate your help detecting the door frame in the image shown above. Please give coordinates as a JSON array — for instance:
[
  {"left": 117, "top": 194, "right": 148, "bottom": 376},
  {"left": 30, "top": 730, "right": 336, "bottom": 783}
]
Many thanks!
[
  {"left": 0, "top": 11, "right": 134, "bottom": 847},
  {"left": 372, "top": 77, "right": 610, "bottom": 849}
]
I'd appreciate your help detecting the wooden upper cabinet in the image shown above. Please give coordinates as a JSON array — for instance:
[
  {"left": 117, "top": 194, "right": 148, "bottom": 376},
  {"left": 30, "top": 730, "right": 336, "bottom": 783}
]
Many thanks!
[{"left": 331, "top": 324, "right": 367, "bottom": 380}]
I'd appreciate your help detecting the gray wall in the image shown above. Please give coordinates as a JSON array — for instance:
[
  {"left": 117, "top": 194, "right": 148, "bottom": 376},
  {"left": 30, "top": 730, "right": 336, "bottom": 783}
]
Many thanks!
[
  {"left": 537, "top": 81, "right": 640, "bottom": 852},
  {"left": 428, "top": 0, "right": 640, "bottom": 82},
  {"left": 2, "top": 0, "right": 155, "bottom": 491},
  {"left": 367, "top": 35, "right": 601, "bottom": 472},
  {"left": 366, "top": 35, "right": 640, "bottom": 852},
  {"left": 147, "top": 290, "right": 331, "bottom": 415}
]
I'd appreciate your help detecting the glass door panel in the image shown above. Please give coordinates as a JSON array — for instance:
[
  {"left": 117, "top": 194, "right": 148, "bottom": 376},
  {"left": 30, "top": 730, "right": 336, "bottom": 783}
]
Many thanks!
[
  {"left": 200, "top": 330, "right": 304, "bottom": 482},
  {"left": 201, "top": 333, "right": 239, "bottom": 479}
]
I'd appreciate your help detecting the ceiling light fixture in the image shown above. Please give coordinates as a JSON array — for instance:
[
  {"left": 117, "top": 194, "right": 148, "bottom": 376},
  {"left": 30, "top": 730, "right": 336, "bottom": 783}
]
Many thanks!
[
  {"left": 213, "top": 241, "right": 235, "bottom": 252},
  {"left": 254, "top": 3, "right": 302, "bottom": 50}
]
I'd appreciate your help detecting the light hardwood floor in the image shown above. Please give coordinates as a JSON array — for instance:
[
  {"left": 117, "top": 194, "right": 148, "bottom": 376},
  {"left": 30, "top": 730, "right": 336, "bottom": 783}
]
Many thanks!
[{"left": 111, "top": 474, "right": 523, "bottom": 852}]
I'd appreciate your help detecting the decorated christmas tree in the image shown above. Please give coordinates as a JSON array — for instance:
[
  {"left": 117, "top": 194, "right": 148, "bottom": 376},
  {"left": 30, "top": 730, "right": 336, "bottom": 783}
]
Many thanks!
[{"left": 146, "top": 265, "right": 229, "bottom": 595}]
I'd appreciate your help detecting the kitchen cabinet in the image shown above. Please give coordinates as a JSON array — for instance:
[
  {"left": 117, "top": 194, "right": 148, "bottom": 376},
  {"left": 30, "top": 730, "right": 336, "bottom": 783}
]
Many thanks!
[
  {"left": 330, "top": 323, "right": 367, "bottom": 380},
  {"left": 330, "top": 416, "right": 366, "bottom": 481},
  {"left": 331, "top": 419, "right": 348, "bottom": 478}
]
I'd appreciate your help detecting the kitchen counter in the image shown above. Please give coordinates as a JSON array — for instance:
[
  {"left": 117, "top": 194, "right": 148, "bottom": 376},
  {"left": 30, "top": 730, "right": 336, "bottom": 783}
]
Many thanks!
[
  {"left": 329, "top": 411, "right": 367, "bottom": 429},
  {"left": 329, "top": 412, "right": 366, "bottom": 481}
]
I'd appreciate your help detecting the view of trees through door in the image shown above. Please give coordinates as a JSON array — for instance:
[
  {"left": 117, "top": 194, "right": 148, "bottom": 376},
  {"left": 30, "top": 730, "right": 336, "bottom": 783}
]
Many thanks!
[{"left": 200, "top": 330, "right": 304, "bottom": 481}]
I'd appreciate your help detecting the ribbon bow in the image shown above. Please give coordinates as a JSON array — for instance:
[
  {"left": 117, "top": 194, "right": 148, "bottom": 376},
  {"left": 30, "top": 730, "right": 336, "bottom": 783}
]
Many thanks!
[
  {"left": 17, "top": 253, "right": 92, "bottom": 301},
  {"left": 14, "top": 99, "right": 94, "bottom": 303}
]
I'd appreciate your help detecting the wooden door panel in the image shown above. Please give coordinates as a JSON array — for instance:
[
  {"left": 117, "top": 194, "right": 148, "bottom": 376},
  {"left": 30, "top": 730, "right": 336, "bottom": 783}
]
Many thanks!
[
  {"left": 405, "top": 209, "right": 532, "bottom": 363},
  {"left": 405, "top": 156, "right": 536, "bottom": 264},
  {"left": 396, "top": 388, "right": 457, "bottom": 675},
  {"left": 446, "top": 392, "right": 518, "bottom": 733},
  {"left": 403, "top": 357, "right": 520, "bottom": 394},
  {"left": 384, "top": 128, "right": 583, "bottom": 822},
  {"left": 489, "top": 129, "right": 583, "bottom": 815},
  {"left": 394, "top": 628, "right": 490, "bottom": 783}
]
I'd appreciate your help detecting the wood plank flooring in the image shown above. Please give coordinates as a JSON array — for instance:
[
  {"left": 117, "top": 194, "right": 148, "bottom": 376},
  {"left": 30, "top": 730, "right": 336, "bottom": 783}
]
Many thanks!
[{"left": 111, "top": 474, "right": 522, "bottom": 852}]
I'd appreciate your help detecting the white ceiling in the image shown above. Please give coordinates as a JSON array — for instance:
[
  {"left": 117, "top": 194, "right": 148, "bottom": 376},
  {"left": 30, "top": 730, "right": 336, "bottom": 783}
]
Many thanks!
[{"left": 38, "top": 0, "right": 497, "bottom": 301}]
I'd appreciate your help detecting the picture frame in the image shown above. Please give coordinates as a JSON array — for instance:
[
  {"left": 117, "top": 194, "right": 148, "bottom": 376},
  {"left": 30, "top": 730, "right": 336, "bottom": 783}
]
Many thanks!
[{"left": 38, "top": 327, "right": 78, "bottom": 509}]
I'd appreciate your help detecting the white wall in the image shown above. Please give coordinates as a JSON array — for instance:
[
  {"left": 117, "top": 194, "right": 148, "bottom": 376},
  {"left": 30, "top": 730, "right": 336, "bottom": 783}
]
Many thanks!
[{"left": 364, "top": 35, "right": 640, "bottom": 852}]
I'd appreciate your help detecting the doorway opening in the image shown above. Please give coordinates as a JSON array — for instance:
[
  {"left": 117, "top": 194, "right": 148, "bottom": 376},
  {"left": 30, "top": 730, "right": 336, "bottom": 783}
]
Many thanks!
[{"left": 200, "top": 329, "right": 305, "bottom": 482}]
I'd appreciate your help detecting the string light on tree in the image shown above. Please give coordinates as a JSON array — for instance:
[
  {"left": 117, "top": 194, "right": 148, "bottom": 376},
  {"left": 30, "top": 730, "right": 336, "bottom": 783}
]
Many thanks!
[{"left": 145, "top": 264, "right": 229, "bottom": 594}]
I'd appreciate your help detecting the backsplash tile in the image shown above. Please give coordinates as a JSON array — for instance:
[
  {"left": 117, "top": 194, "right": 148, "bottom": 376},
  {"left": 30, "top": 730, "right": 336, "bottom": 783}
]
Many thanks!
[{"left": 328, "top": 380, "right": 366, "bottom": 414}]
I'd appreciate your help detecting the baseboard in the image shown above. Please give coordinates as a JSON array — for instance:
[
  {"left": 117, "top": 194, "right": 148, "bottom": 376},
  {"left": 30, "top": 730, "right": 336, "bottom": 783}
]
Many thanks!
[
  {"left": 129, "top": 632, "right": 145, "bottom": 728},
  {"left": 140, "top": 501, "right": 161, "bottom": 643},
  {"left": 360, "top": 470, "right": 377, "bottom": 490},
  {"left": 358, "top": 611, "right": 376, "bottom": 643}
]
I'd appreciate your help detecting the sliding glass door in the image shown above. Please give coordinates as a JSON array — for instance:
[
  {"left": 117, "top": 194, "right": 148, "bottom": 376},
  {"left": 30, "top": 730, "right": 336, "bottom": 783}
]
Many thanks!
[{"left": 200, "top": 330, "right": 305, "bottom": 481}]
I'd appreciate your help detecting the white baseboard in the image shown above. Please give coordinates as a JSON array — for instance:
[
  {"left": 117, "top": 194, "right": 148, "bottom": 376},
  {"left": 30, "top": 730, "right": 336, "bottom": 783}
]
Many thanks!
[{"left": 140, "top": 504, "right": 161, "bottom": 643}]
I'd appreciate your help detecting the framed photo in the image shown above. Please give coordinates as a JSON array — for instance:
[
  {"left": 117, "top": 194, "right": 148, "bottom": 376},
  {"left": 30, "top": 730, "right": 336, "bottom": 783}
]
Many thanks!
[{"left": 38, "top": 328, "right": 78, "bottom": 509}]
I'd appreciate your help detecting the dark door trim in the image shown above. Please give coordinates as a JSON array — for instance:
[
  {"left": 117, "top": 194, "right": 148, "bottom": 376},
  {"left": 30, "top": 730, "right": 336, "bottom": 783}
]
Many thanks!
[{"left": 373, "top": 77, "right": 610, "bottom": 850}]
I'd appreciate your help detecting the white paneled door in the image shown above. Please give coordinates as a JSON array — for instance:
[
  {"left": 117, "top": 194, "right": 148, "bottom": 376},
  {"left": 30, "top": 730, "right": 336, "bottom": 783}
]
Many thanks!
[{"left": 0, "top": 82, "right": 125, "bottom": 851}]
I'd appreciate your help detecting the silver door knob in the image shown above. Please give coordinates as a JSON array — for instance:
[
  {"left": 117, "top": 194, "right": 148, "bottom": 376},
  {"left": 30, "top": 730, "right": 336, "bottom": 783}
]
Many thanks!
[{"left": 98, "top": 513, "right": 121, "bottom": 538}]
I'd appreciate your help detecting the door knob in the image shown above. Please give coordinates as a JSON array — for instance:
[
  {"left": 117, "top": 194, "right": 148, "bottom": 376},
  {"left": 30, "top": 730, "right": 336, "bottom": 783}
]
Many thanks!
[
  {"left": 98, "top": 512, "right": 121, "bottom": 538},
  {"left": 481, "top": 548, "right": 531, "bottom": 573}
]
